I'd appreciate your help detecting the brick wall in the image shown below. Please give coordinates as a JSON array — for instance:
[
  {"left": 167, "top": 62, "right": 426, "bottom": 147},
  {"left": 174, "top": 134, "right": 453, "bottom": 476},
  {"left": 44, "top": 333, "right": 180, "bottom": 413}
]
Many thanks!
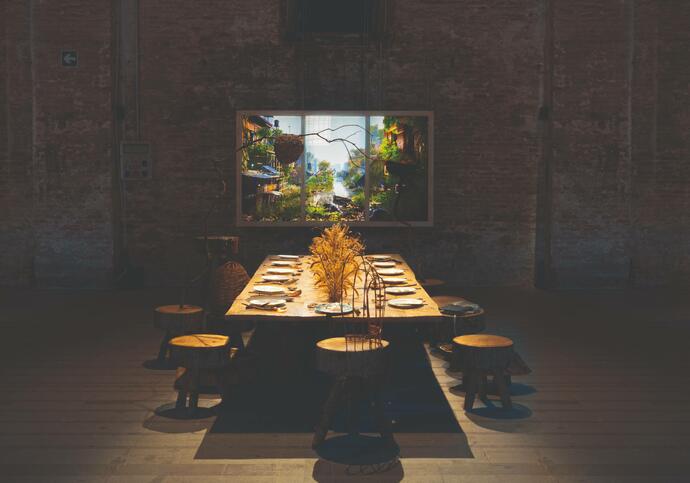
[
  {"left": 1, "top": 0, "right": 113, "bottom": 287},
  {"left": 1, "top": 0, "right": 688, "bottom": 289}
]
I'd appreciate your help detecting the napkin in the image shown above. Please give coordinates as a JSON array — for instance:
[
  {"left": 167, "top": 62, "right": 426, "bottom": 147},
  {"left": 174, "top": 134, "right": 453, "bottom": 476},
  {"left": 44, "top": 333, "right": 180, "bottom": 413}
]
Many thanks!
[{"left": 440, "top": 300, "right": 481, "bottom": 315}]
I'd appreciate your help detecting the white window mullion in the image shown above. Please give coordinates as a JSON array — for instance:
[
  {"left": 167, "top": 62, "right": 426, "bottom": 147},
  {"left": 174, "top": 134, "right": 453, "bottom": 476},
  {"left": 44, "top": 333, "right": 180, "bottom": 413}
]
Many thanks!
[
  {"left": 364, "top": 115, "right": 371, "bottom": 222},
  {"left": 300, "top": 113, "right": 307, "bottom": 221}
]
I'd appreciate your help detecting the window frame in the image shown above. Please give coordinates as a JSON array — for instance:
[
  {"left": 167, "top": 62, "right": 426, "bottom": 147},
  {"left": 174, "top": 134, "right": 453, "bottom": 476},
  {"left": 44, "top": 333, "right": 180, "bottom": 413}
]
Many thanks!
[{"left": 235, "top": 110, "right": 434, "bottom": 228}]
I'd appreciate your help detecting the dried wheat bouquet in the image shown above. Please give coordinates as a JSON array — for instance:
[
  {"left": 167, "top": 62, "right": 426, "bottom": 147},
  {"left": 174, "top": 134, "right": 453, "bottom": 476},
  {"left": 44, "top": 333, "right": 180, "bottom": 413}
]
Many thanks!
[{"left": 309, "top": 224, "right": 364, "bottom": 302}]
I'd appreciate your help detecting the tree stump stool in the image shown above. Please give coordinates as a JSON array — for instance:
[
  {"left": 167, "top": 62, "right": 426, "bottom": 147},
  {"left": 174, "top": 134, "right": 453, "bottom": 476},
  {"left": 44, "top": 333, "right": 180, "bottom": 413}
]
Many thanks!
[
  {"left": 452, "top": 334, "right": 514, "bottom": 411},
  {"left": 312, "top": 337, "right": 392, "bottom": 449},
  {"left": 154, "top": 305, "right": 204, "bottom": 363},
  {"left": 419, "top": 278, "right": 446, "bottom": 296},
  {"left": 437, "top": 309, "right": 486, "bottom": 357},
  {"left": 169, "top": 334, "right": 231, "bottom": 412}
]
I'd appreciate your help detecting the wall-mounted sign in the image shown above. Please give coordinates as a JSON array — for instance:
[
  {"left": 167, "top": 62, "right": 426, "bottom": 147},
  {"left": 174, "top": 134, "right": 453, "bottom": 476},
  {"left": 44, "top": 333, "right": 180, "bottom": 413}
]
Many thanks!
[
  {"left": 60, "top": 50, "right": 78, "bottom": 67},
  {"left": 120, "top": 142, "right": 152, "bottom": 180}
]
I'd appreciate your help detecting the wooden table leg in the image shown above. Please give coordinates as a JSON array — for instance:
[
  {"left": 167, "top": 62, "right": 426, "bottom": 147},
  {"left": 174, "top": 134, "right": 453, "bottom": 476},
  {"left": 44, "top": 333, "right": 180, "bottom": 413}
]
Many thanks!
[{"left": 313, "top": 378, "right": 345, "bottom": 449}]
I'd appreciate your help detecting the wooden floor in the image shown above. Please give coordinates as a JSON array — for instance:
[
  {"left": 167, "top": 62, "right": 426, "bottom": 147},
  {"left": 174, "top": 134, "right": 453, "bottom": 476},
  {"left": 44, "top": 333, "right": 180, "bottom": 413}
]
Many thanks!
[{"left": 2, "top": 286, "right": 690, "bottom": 482}]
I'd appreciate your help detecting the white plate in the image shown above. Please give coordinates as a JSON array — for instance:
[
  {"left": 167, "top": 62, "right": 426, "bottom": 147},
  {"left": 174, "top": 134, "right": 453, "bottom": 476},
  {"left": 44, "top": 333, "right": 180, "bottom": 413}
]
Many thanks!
[
  {"left": 377, "top": 268, "right": 404, "bottom": 276},
  {"left": 381, "top": 277, "right": 407, "bottom": 284},
  {"left": 314, "top": 303, "right": 354, "bottom": 315},
  {"left": 370, "top": 255, "right": 391, "bottom": 261},
  {"left": 267, "top": 268, "right": 295, "bottom": 274},
  {"left": 248, "top": 298, "right": 286, "bottom": 308},
  {"left": 388, "top": 298, "right": 424, "bottom": 308},
  {"left": 253, "top": 285, "right": 287, "bottom": 294},
  {"left": 386, "top": 286, "right": 417, "bottom": 295},
  {"left": 278, "top": 254, "right": 300, "bottom": 259},
  {"left": 271, "top": 261, "right": 295, "bottom": 266},
  {"left": 373, "top": 261, "right": 395, "bottom": 268},
  {"left": 262, "top": 274, "right": 291, "bottom": 282}
]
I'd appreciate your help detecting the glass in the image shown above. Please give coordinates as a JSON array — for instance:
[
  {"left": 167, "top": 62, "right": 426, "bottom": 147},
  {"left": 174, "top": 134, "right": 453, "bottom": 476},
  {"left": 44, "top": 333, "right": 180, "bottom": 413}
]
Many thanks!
[
  {"left": 240, "top": 115, "right": 303, "bottom": 222},
  {"left": 238, "top": 112, "right": 431, "bottom": 224},
  {"left": 304, "top": 115, "right": 366, "bottom": 222},
  {"left": 368, "top": 115, "right": 429, "bottom": 222}
]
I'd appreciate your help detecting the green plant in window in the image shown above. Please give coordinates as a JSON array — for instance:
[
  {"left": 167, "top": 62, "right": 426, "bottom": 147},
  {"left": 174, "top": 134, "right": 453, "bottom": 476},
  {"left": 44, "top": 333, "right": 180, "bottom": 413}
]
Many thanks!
[
  {"left": 377, "top": 137, "right": 401, "bottom": 163},
  {"left": 274, "top": 184, "right": 301, "bottom": 221},
  {"left": 306, "top": 161, "right": 335, "bottom": 195}
]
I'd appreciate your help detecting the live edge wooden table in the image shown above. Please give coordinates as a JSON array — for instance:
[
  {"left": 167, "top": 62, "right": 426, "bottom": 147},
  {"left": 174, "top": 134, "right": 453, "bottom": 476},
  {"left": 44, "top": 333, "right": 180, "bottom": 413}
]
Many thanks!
[
  {"left": 225, "top": 254, "right": 444, "bottom": 441},
  {"left": 225, "top": 253, "right": 444, "bottom": 328}
]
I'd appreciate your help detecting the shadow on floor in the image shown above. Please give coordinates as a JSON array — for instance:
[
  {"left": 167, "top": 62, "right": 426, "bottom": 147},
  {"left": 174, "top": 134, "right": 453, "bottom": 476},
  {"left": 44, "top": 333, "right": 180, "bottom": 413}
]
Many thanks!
[
  {"left": 143, "top": 399, "right": 219, "bottom": 433},
  {"left": 142, "top": 358, "right": 178, "bottom": 370},
  {"left": 188, "top": 326, "right": 473, "bottom": 459},
  {"left": 465, "top": 400, "right": 533, "bottom": 431},
  {"left": 312, "top": 436, "right": 404, "bottom": 481}
]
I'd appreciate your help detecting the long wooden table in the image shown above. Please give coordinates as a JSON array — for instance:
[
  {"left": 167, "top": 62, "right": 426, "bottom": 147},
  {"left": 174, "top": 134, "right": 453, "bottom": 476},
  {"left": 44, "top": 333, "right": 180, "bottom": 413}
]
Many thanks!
[{"left": 225, "top": 254, "right": 443, "bottom": 325}]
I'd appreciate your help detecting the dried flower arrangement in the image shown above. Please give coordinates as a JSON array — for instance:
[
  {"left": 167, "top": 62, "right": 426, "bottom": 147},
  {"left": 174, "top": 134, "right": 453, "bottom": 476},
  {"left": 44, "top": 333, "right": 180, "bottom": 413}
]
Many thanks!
[{"left": 309, "top": 224, "right": 364, "bottom": 302}]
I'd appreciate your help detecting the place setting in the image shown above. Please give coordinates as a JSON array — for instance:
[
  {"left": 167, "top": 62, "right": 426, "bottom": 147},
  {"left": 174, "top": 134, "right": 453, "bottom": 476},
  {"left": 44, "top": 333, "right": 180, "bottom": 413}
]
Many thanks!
[
  {"left": 310, "top": 302, "right": 356, "bottom": 316},
  {"left": 387, "top": 297, "right": 426, "bottom": 309},
  {"left": 375, "top": 267, "right": 405, "bottom": 276},
  {"left": 260, "top": 274, "right": 298, "bottom": 284},
  {"left": 385, "top": 286, "right": 418, "bottom": 296},
  {"left": 250, "top": 284, "right": 302, "bottom": 298},
  {"left": 242, "top": 297, "right": 289, "bottom": 312},
  {"left": 264, "top": 267, "right": 302, "bottom": 276}
]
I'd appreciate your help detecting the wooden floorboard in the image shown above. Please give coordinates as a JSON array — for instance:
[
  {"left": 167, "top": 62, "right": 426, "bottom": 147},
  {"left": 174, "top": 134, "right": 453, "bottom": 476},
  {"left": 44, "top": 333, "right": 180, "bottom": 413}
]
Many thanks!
[{"left": 1, "top": 286, "right": 690, "bottom": 481}]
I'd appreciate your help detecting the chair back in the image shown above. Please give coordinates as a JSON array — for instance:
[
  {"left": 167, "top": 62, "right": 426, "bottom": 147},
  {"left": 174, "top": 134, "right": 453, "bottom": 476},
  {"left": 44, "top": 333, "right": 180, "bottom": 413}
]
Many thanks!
[{"left": 344, "top": 257, "right": 386, "bottom": 352}]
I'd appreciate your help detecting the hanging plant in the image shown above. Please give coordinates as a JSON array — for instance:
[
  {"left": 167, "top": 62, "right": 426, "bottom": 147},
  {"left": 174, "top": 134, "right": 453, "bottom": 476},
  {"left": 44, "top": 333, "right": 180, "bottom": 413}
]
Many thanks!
[{"left": 274, "top": 134, "right": 304, "bottom": 165}]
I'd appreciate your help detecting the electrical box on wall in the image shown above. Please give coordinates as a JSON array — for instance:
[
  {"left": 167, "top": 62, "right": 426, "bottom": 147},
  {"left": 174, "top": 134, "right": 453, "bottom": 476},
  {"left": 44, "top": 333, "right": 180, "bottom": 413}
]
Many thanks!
[{"left": 120, "top": 142, "right": 152, "bottom": 180}]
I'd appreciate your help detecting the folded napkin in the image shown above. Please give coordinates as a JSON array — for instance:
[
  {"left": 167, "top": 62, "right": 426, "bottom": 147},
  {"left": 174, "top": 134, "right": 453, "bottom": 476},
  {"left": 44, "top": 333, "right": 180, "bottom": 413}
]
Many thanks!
[{"left": 440, "top": 299, "right": 481, "bottom": 315}]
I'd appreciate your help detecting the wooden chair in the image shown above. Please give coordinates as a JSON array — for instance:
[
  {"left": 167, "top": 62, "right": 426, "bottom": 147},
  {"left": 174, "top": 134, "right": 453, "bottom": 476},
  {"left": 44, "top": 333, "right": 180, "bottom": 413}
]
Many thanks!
[
  {"left": 452, "top": 334, "right": 515, "bottom": 411},
  {"left": 312, "top": 260, "right": 393, "bottom": 449},
  {"left": 153, "top": 304, "right": 204, "bottom": 363},
  {"left": 169, "top": 334, "right": 233, "bottom": 411}
]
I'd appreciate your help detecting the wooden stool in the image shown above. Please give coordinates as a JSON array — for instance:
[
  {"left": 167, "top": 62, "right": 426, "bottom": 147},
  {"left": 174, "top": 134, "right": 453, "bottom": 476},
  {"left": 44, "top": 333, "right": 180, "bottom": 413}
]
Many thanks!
[
  {"left": 452, "top": 334, "right": 514, "bottom": 411},
  {"left": 312, "top": 337, "right": 392, "bottom": 449},
  {"left": 437, "top": 308, "right": 486, "bottom": 356},
  {"left": 419, "top": 278, "right": 445, "bottom": 295},
  {"left": 169, "top": 334, "right": 231, "bottom": 411},
  {"left": 154, "top": 305, "right": 204, "bottom": 363}
]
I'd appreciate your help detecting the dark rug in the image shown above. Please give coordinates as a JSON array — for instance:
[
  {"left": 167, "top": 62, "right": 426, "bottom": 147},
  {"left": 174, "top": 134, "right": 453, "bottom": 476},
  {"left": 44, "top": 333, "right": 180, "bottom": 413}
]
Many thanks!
[{"left": 194, "top": 325, "right": 472, "bottom": 459}]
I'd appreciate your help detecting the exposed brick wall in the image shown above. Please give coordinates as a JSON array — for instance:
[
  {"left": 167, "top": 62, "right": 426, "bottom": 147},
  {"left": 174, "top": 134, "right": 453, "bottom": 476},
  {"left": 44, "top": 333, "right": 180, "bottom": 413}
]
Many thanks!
[
  {"left": 2, "top": 0, "right": 689, "bottom": 289},
  {"left": 1, "top": 0, "right": 113, "bottom": 287}
]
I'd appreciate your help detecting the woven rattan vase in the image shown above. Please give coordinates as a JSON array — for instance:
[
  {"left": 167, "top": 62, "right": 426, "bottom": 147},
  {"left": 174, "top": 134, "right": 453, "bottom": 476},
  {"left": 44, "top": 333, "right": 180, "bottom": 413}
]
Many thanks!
[{"left": 274, "top": 134, "right": 304, "bottom": 164}]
